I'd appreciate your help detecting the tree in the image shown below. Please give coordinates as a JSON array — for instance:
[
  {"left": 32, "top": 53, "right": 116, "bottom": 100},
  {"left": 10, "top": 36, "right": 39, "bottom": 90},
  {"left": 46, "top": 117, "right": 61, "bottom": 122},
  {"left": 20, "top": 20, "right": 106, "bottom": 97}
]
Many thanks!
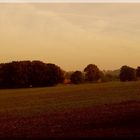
[
  {"left": 120, "top": 65, "right": 137, "bottom": 82},
  {"left": 70, "top": 71, "right": 83, "bottom": 84},
  {"left": 45, "top": 63, "right": 64, "bottom": 86},
  {"left": 0, "top": 61, "right": 64, "bottom": 88},
  {"left": 84, "top": 64, "right": 101, "bottom": 82},
  {"left": 29, "top": 61, "right": 48, "bottom": 87},
  {"left": 0, "top": 62, "right": 13, "bottom": 88},
  {"left": 136, "top": 66, "right": 140, "bottom": 78}
]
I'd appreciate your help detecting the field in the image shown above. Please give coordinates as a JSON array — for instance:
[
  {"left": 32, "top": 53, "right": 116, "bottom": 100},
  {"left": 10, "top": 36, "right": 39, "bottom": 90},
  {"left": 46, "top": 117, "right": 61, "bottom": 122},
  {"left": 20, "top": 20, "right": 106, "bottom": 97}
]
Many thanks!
[{"left": 0, "top": 81, "right": 140, "bottom": 138}]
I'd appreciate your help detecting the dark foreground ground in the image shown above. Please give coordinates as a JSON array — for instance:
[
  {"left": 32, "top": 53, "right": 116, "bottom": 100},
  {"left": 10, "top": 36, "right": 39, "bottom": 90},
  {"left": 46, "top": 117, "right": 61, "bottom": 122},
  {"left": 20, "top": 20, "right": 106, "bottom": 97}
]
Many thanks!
[
  {"left": 0, "top": 81, "right": 140, "bottom": 138},
  {"left": 0, "top": 101, "right": 140, "bottom": 138}
]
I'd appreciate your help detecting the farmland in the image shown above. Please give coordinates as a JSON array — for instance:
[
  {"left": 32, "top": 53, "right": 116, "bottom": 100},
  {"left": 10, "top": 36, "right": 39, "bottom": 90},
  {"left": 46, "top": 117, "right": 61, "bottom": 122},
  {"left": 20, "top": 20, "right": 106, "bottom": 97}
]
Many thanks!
[{"left": 0, "top": 81, "right": 140, "bottom": 137}]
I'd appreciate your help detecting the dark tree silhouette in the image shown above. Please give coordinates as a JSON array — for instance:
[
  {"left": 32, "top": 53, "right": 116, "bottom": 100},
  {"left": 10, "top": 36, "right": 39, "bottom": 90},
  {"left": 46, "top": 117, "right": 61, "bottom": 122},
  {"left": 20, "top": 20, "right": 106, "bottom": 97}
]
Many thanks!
[
  {"left": 136, "top": 66, "right": 140, "bottom": 78},
  {"left": 84, "top": 64, "right": 101, "bottom": 82},
  {"left": 70, "top": 71, "right": 83, "bottom": 84},
  {"left": 120, "top": 65, "right": 136, "bottom": 82},
  {"left": 0, "top": 61, "right": 64, "bottom": 88},
  {"left": 45, "top": 63, "right": 64, "bottom": 86}
]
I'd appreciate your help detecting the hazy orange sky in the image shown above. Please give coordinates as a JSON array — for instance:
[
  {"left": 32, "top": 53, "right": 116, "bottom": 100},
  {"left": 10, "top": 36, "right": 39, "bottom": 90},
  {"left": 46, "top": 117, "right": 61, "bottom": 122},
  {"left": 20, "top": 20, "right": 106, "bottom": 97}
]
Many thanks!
[{"left": 0, "top": 3, "right": 140, "bottom": 71}]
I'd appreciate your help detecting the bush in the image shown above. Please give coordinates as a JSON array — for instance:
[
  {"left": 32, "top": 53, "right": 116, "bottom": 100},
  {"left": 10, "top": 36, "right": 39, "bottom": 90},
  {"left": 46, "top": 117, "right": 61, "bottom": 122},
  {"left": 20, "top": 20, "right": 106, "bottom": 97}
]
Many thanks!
[
  {"left": 120, "top": 65, "right": 137, "bottom": 82},
  {"left": 84, "top": 64, "right": 101, "bottom": 82},
  {"left": 70, "top": 71, "right": 84, "bottom": 84}
]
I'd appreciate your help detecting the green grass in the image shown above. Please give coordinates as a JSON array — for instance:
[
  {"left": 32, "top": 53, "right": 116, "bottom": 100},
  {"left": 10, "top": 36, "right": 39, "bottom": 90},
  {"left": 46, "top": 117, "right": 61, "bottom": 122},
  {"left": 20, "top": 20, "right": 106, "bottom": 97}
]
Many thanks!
[{"left": 0, "top": 81, "right": 139, "bottom": 115}]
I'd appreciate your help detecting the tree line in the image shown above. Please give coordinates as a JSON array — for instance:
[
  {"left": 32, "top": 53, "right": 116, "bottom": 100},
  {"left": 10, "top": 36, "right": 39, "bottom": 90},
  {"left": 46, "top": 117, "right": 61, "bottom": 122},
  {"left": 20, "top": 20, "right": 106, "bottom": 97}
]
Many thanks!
[
  {"left": 0, "top": 61, "right": 139, "bottom": 88},
  {"left": 66, "top": 64, "right": 140, "bottom": 84},
  {"left": 0, "top": 61, "right": 64, "bottom": 88}
]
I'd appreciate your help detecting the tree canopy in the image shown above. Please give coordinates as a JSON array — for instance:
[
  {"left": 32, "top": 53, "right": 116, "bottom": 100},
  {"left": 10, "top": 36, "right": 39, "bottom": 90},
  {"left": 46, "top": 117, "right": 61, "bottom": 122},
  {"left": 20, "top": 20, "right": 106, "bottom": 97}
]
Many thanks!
[
  {"left": 119, "top": 65, "right": 136, "bottom": 82},
  {"left": 70, "top": 71, "right": 84, "bottom": 84},
  {"left": 84, "top": 64, "right": 101, "bottom": 82},
  {"left": 0, "top": 61, "right": 64, "bottom": 88},
  {"left": 136, "top": 66, "right": 140, "bottom": 78}
]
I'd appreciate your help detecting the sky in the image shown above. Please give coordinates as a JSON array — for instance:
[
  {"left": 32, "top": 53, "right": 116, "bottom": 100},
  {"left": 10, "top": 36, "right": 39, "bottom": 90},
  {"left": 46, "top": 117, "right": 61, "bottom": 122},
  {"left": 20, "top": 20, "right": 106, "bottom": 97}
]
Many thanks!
[
  {"left": 0, "top": 3, "right": 140, "bottom": 71},
  {"left": 1, "top": 0, "right": 140, "bottom": 2}
]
